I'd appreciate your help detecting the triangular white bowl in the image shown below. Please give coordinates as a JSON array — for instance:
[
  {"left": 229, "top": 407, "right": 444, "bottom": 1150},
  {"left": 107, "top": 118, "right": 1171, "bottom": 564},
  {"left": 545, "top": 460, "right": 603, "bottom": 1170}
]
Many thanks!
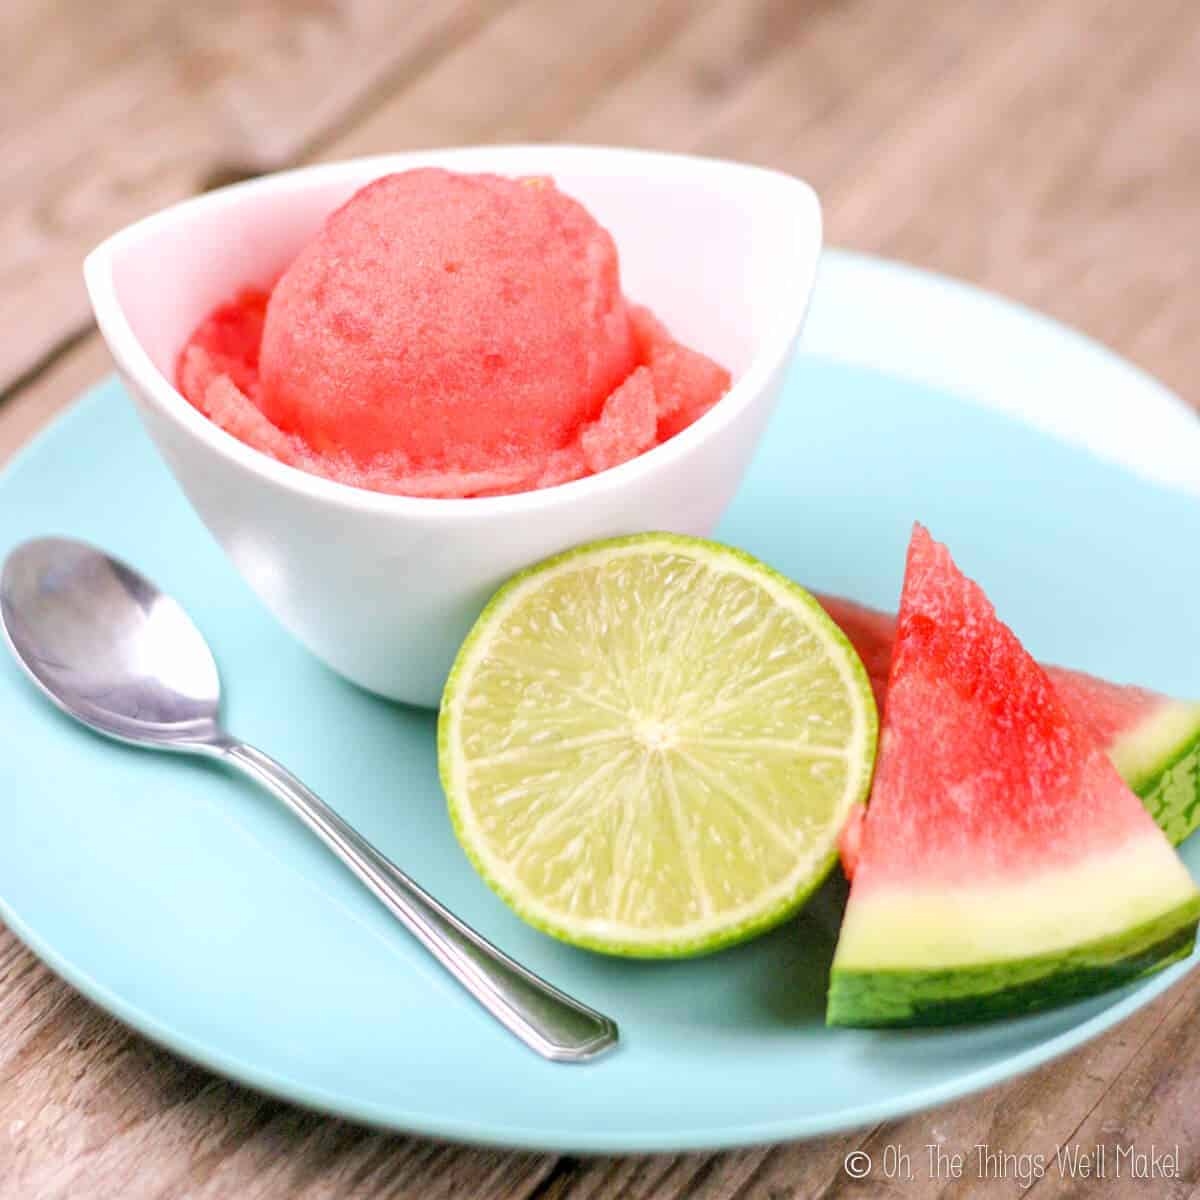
[{"left": 84, "top": 146, "right": 822, "bottom": 704}]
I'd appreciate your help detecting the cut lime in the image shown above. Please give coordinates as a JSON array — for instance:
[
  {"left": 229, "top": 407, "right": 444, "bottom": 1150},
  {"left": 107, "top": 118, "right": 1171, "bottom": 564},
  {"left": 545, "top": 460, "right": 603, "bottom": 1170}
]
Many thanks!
[{"left": 438, "top": 533, "right": 878, "bottom": 957}]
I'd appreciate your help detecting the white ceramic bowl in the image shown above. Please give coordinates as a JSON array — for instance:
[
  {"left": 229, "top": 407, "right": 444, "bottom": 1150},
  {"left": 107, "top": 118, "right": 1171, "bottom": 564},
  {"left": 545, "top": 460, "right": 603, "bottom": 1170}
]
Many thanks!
[{"left": 84, "top": 146, "right": 822, "bottom": 706}]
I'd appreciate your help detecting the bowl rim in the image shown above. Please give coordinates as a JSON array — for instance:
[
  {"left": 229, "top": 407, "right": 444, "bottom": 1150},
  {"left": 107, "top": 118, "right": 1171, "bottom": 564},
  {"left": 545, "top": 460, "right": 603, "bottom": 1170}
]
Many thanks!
[{"left": 83, "top": 144, "right": 822, "bottom": 520}]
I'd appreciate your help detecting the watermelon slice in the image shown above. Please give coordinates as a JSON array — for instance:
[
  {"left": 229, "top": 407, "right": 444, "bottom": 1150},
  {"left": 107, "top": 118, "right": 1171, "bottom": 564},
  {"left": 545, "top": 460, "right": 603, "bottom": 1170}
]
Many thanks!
[
  {"left": 826, "top": 526, "right": 1200, "bottom": 1027},
  {"left": 820, "top": 595, "right": 1200, "bottom": 847}
]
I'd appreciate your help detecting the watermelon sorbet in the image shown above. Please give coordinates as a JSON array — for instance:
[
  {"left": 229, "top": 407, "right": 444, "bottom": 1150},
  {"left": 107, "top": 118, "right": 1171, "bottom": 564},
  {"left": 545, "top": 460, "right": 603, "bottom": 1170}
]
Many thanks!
[{"left": 176, "top": 169, "right": 731, "bottom": 499}]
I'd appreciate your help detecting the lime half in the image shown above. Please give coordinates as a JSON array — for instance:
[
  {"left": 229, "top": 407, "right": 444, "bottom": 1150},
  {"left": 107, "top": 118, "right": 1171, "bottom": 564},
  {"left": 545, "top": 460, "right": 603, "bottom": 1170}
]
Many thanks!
[{"left": 438, "top": 534, "right": 878, "bottom": 957}]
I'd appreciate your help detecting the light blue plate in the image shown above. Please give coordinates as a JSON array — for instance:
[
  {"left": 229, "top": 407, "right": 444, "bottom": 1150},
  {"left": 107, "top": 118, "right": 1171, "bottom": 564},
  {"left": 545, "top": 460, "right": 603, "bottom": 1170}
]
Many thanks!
[{"left": 3, "top": 251, "right": 1200, "bottom": 1152}]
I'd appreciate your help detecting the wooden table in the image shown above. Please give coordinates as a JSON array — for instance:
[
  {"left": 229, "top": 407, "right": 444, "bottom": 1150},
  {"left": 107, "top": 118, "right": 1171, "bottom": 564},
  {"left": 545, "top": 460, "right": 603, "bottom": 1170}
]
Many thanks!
[{"left": 4, "top": 2, "right": 1199, "bottom": 1195}]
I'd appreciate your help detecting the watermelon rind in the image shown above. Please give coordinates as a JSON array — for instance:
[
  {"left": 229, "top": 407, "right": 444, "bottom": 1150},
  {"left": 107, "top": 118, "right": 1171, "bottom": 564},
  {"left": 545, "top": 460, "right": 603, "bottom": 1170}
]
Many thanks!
[
  {"left": 827, "top": 892, "right": 1200, "bottom": 1027},
  {"left": 1116, "top": 709, "right": 1200, "bottom": 847},
  {"left": 828, "top": 797, "right": 1200, "bottom": 1029}
]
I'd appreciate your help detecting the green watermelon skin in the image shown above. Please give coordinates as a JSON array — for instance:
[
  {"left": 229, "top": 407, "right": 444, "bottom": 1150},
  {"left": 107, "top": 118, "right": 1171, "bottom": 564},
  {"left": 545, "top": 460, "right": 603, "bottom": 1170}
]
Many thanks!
[
  {"left": 827, "top": 526, "right": 1200, "bottom": 1029},
  {"left": 829, "top": 895, "right": 1200, "bottom": 1027},
  {"left": 819, "top": 594, "right": 1200, "bottom": 847},
  {"left": 1139, "top": 742, "right": 1200, "bottom": 847}
]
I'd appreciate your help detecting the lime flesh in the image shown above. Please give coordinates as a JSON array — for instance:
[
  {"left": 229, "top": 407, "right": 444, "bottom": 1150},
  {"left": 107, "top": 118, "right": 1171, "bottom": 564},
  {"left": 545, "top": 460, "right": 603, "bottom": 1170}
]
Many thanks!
[{"left": 438, "top": 534, "right": 878, "bottom": 957}]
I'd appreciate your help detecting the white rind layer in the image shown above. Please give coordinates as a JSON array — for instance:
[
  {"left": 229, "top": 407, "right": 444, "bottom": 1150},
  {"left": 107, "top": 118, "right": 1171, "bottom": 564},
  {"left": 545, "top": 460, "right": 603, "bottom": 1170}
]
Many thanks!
[
  {"left": 834, "top": 834, "right": 1199, "bottom": 971},
  {"left": 1108, "top": 701, "right": 1200, "bottom": 789}
]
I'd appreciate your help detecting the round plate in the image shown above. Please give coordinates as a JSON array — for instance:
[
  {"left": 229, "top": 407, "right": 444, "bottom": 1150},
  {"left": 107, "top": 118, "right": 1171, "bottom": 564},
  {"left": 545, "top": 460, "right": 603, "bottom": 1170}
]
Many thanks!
[{"left": 2, "top": 249, "right": 1199, "bottom": 1152}]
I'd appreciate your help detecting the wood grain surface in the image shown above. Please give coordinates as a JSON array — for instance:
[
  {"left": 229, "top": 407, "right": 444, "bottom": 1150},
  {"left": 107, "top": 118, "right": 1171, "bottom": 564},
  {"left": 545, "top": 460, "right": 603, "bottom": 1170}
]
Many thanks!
[{"left": 3, "top": 1, "right": 1199, "bottom": 1195}]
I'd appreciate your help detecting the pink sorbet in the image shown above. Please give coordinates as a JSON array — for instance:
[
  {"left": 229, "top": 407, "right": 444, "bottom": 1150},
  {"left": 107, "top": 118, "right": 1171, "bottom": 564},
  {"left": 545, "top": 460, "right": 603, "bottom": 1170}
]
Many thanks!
[{"left": 176, "top": 169, "right": 730, "bottom": 498}]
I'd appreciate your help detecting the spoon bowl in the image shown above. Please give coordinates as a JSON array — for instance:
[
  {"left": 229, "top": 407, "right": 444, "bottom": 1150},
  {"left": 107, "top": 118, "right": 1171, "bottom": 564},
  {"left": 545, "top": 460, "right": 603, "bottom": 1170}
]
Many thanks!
[{"left": 1, "top": 537, "right": 221, "bottom": 746}]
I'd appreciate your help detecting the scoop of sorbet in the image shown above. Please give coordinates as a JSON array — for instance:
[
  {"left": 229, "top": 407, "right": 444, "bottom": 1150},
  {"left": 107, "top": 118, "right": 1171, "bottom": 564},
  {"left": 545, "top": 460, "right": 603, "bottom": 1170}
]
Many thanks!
[
  {"left": 259, "top": 170, "right": 638, "bottom": 477},
  {"left": 177, "top": 169, "right": 730, "bottom": 497}
]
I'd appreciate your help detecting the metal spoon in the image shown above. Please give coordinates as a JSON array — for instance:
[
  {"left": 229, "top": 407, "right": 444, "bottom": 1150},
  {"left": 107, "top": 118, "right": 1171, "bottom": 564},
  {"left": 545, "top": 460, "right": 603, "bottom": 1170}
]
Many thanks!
[{"left": 0, "top": 537, "right": 618, "bottom": 1063}]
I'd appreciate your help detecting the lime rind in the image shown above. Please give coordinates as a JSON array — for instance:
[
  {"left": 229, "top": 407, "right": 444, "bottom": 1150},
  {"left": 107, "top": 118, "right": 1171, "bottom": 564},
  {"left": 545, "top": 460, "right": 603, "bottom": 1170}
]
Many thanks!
[{"left": 438, "top": 533, "right": 878, "bottom": 958}]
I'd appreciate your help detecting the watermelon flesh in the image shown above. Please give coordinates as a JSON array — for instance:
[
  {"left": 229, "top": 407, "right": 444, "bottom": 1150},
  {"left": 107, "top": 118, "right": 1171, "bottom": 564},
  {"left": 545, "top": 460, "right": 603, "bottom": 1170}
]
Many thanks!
[
  {"left": 820, "top": 595, "right": 1200, "bottom": 848},
  {"left": 827, "top": 525, "right": 1200, "bottom": 1027}
]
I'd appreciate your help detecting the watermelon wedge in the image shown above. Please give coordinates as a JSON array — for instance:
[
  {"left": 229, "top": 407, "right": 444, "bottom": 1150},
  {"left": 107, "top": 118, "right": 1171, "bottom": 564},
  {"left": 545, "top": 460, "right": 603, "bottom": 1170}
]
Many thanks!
[
  {"left": 827, "top": 526, "right": 1200, "bottom": 1027},
  {"left": 820, "top": 596, "right": 1200, "bottom": 847}
]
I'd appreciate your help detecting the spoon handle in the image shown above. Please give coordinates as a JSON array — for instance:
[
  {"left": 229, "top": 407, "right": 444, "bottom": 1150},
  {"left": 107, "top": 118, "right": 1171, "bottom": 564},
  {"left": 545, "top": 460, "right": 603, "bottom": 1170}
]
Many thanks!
[{"left": 217, "top": 739, "right": 618, "bottom": 1062}]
